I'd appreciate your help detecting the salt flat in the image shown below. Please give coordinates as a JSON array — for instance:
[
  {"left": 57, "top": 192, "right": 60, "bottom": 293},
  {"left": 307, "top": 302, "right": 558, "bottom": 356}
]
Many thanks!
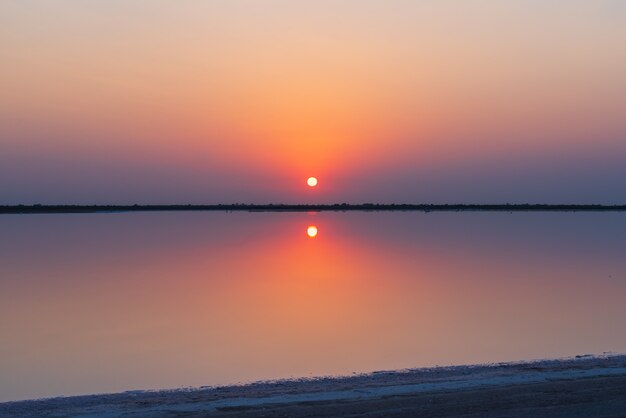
[{"left": 2, "top": 354, "right": 625, "bottom": 417}]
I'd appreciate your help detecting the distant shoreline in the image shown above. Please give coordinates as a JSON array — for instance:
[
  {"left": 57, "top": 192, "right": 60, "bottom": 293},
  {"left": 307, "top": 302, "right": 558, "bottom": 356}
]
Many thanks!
[{"left": 2, "top": 203, "right": 626, "bottom": 214}]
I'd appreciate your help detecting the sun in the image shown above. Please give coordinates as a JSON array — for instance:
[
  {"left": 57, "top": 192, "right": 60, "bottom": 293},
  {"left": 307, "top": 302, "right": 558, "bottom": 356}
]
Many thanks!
[
  {"left": 307, "top": 177, "right": 318, "bottom": 187},
  {"left": 307, "top": 225, "right": 318, "bottom": 238}
]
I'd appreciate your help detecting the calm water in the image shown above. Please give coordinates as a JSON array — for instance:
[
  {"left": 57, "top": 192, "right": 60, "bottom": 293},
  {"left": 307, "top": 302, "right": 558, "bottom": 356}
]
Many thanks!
[{"left": 1, "top": 212, "right": 626, "bottom": 402}]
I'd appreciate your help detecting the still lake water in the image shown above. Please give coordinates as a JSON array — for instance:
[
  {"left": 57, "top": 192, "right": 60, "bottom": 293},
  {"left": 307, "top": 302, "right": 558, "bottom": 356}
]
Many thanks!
[{"left": 1, "top": 211, "right": 626, "bottom": 402}]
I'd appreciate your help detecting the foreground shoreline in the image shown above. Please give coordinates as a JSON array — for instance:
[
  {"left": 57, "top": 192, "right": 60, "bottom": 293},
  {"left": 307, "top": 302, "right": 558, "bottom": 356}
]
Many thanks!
[
  {"left": 3, "top": 354, "right": 626, "bottom": 417},
  {"left": 2, "top": 203, "right": 626, "bottom": 214}
]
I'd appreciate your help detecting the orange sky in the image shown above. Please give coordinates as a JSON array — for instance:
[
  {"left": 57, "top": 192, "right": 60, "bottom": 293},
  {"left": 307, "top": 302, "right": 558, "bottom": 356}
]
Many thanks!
[{"left": 1, "top": 1, "right": 625, "bottom": 203}]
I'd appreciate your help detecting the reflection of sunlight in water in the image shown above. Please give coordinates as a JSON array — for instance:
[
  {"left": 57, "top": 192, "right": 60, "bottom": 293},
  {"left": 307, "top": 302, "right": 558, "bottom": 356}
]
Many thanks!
[{"left": 3, "top": 212, "right": 626, "bottom": 402}]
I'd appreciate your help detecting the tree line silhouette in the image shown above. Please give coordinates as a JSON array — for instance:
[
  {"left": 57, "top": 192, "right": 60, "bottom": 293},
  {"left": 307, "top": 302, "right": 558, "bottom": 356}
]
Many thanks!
[{"left": 1, "top": 203, "right": 626, "bottom": 214}]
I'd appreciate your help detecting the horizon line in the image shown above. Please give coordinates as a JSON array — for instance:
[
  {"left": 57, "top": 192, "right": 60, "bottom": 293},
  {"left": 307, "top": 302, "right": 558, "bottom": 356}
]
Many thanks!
[{"left": 2, "top": 203, "right": 626, "bottom": 214}]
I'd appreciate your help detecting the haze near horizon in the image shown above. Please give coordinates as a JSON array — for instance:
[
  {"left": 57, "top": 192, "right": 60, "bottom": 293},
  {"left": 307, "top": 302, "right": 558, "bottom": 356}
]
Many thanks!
[{"left": 1, "top": 1, "right": 625, "bottom": 204}]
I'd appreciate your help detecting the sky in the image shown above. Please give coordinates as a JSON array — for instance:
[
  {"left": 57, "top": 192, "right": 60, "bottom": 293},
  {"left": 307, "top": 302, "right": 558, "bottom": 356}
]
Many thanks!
[{"left": 1, "top": 0, "right": 625, "bottom": 204}]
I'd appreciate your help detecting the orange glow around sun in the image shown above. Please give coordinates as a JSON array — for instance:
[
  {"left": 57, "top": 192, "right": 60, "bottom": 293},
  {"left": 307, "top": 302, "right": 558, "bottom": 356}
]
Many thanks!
[
  {"left": 307, "top": 225, "right": 318, "bottom": 238},
  {"left": 307, "top": 177, "right": 318, "bottom": 187}
]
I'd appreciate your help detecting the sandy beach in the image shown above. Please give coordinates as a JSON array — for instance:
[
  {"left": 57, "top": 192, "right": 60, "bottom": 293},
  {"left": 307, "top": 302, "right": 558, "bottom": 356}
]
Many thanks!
[{"left": 2, "top": 354, "right": 625, "bottom": 417}]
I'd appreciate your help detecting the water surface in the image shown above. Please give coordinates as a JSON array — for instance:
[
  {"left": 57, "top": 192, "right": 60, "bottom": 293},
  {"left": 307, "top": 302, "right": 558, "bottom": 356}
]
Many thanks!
[{"left": 1, "top": 212, "right": 626, "bottom": 402}]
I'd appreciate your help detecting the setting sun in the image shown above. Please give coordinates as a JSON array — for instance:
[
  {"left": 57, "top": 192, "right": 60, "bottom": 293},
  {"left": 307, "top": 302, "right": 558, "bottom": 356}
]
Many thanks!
[
  {"left": 307, "top": 225, "right": 318, "bottom": 238},
  {"left": 307, "top": 177, "right": 318, "bottom": 187}
]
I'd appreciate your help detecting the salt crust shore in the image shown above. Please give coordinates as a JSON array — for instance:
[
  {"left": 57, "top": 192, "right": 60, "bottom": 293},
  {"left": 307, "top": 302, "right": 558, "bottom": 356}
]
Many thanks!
[{"left": 1, "top": 354, "right": 625, "bottom": 417}]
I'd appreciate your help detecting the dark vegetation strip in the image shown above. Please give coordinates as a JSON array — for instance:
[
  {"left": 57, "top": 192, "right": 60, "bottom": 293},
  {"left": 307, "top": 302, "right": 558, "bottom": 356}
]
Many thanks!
[{"left": 2, "top": 204, "right": 626, "bottom": 214}]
